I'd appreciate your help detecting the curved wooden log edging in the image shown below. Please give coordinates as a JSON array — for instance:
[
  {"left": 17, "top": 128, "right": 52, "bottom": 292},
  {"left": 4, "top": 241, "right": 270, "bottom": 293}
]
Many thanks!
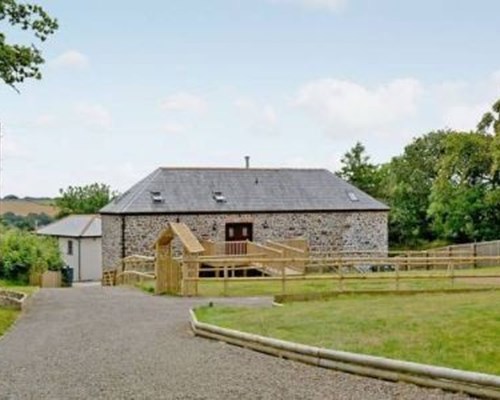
[
  {"left": 189, "top": 308, "right": 500, "bottom": 399},
  {"left": 0, "top": 290, "right": 28, "bottom": 311}
]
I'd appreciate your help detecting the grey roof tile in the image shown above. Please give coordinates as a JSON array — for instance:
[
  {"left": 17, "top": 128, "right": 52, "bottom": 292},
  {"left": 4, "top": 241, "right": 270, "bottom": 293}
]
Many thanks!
[
  {"left": 100, "top": 168, "right": 389, "bottom": 214},
  {"left": 37, "top": 215, "right": 101, "bottom": 237}
]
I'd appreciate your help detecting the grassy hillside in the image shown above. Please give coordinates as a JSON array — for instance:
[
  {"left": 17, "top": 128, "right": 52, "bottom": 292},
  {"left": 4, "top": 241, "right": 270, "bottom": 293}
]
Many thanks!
[{"left": 0, "top": 200, "right": 58, "bottom": 217}]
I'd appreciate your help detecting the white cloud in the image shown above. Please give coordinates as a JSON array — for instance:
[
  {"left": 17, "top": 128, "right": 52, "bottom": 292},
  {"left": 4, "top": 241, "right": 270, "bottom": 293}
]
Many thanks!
[
  {"left": 161, "top": 92, "right": 207, "bottom": 114},
  {"left": 51, "top": 50, "right": 89, "bottom": 70},
  {"left": 434, "top": 70, "right": 500, "bottom": 131},
  {"left": 269, "top": 0, "right": 346, "bottom": 11},
  {"left": 442, "top": 103, "right": 490, "bottom": 131},
  {"left": 75, "top": 103, "right": 112, "bottom": 129},
  {"left": 1, "top": 135, "right": 29, "bottom": 159},
  {"left": 235, "top": 97, "right": 278, "bottom": 134},
  {"left": 295, "top": 78, "right": 422, "bottom": 135},
  {"left": 163, "top": 122, "right": 188, "bottom": 134},
  {"left": 34, "top": 114, "right": 57, "bottom": 128}
]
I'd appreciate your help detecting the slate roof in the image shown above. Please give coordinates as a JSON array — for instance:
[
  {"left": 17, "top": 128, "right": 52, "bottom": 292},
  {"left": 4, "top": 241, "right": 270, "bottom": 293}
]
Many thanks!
[
  {"left": 101, "top": 168, "right": 389, "bottom": 215},
  {"left": 37, "top": 214, "right": 101, "bottom": 238}
]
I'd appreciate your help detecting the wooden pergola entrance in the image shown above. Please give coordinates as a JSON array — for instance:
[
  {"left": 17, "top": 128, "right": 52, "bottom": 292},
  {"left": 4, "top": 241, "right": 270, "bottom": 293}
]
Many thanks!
[{"left": 154, "top": 222, "right": 204, "bottom": 296}]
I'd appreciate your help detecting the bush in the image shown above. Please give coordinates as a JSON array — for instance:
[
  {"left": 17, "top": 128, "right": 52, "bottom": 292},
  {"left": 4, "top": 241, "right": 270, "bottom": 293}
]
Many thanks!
[
  {"left": 0, "top": 212, "right": 54, "bottom": 231},
  {"left": 0, "top": 226, "right": 63, "bottom": 282}
]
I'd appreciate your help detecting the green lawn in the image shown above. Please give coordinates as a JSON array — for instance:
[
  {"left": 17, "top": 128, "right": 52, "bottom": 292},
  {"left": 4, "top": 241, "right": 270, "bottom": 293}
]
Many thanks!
[
  {"left": 0, "top": 280, "right": 37, "bottom": 337},
  {"left": 0, "top": 308, "right": 19, "bottom": 337},
  {"left": 196, "top": 291, "right": 500, "bottom": 375},
  {"left": 197, "top": 276, "right": 499, "bottom": 297},
  {"left": 0, "top": 279, "right": 38, "bottom": 295}
]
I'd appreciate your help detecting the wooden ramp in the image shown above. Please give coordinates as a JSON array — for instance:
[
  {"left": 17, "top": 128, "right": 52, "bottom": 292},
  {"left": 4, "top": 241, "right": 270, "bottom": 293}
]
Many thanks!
[
  {"left": 253, "top": 264, "right": 304, "bottom": 277},
  {"left": 198, "top": 239, "right": 309, "bottom": 277}
]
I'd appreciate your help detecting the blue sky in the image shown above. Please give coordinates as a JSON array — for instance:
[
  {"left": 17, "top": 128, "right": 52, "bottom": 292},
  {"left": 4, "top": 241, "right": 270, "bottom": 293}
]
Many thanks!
[{"left": 1, "top": 0, "right": 500, "bottom": 196}]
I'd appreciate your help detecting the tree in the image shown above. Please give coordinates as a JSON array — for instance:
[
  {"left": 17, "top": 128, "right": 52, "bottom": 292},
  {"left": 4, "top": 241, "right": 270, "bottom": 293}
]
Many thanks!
[
  {"left": 337, "top": 142, "right": 383, "bottom": 198},
  {"left": 0, "top": 211, "right": 53, "bottom": 230},
  {"left": 428, "top": 132, "right": 499, "bottom": 242},
  {"left": 477, "top": 98, "right": 500, "bottom": 174},
  {"left": 56, "top": 183, "right": 118, "bottom": 217},
  {"left": 384, "top": 131, "right": 448, "bottom": 246},
  {"left": 0, "top": 0, "right": 58, "bottom": 90},
  {"left": 477, "top": 99, "right": 500, "bottom": 135}
]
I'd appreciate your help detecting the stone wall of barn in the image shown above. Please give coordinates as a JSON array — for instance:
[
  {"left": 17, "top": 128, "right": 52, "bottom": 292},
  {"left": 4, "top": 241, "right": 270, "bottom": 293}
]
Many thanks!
[{"left": 101, "top": 211, "right": 388, "bottom": 269}]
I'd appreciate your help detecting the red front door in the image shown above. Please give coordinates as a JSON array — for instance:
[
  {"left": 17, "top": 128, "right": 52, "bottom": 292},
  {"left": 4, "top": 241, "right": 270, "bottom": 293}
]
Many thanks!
[{"left": 225, "top": 223, "right": 253, "bottom": 254}]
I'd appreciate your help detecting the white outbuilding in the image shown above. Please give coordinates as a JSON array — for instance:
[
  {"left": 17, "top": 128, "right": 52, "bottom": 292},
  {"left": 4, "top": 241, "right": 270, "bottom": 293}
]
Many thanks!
[{"left": 37, "top": 214, "right": 102, "bottom": 282}]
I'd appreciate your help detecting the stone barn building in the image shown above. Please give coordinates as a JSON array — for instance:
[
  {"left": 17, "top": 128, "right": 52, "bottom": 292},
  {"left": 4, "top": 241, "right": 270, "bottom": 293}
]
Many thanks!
[{"left": 100, "top": 167, "right": 389, "bottom": 269}]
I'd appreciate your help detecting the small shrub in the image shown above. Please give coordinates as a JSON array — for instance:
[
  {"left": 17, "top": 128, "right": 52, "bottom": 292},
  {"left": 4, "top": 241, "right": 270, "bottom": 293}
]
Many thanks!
[{"left": 0, "top": 226, "right": 63, "bottom": 282}]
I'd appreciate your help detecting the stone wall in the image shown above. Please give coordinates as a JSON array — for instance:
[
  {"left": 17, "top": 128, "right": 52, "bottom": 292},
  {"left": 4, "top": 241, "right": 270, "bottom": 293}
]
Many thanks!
[{"left": 102, "top": 211, "right": 388, "bottom": 269}]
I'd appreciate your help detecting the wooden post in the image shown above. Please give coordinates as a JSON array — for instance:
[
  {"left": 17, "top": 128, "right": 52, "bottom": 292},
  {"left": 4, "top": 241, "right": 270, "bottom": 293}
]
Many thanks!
[
  {"left": 223, "top": 265, "right": 228, "bottom": 297},
  {"left": 155, "top": 242, "right": 169, "bottom": 295},
  {"left": 471, "top": 243, "right": 477, "bottom": 269},
  {"left": 194, "top": 259, "right": 199, "bottom": 295},
  {"left": 395, "top": 263, "right": 400, "bottom": 291},
  {"left": 338, "top": 263, "right": 344, "bottom": 292},
  {"left": 450, "top": 262, "right": 455, "bottom": 288},
  {"left": 281, "top": 260, "right": 286, "bottom": 295}
]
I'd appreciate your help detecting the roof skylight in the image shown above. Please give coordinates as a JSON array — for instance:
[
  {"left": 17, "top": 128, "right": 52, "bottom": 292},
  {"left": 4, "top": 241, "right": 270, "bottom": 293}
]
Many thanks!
[
  {"left": 150, "top": 191, "right": 164, "bottom": 203},
  {"left": 212, "top": 191, "right": 227, "bottom": 203},
  {"left": 347, "top": 191, "right": 359, "bottom": 202}
]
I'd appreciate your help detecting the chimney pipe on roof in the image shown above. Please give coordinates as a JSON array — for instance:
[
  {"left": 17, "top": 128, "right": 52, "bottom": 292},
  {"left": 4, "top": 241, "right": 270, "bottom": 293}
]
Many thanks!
[{"left": 245, "top": 156, "right": 250, "bottom": 169}]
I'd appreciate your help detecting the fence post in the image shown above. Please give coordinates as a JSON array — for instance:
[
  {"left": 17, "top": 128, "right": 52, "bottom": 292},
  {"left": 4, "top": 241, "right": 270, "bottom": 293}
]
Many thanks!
[
  {"left": 471, "top": 243, "right": 477, "bottom": 269},
  {"left": 395, "top": 262, "right": 400, "bottom": 291},
  {"left": 195, "top": 261, "right": 199, "bottom": 297},
  {"left": 223, "top": 265, "right": 228, "bottom": 297},
  {"left": 450, "top": 262, "right": 455, "bottom": 288},
  {"left": 281, "top": 260, "right": 286, "bottom": 295},
  {"left": 338, "top": 259, "right": 344, "bottom": 292}
]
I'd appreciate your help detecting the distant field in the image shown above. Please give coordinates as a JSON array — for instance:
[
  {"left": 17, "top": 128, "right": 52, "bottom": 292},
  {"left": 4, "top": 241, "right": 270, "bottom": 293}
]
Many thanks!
[{"left": 0, "top": 200, "right": 58, "bottom": 217}]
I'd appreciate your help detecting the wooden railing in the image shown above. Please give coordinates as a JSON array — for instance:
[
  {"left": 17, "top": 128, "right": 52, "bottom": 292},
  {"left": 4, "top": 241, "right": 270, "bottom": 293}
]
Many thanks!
[
  {"left": 275, "top": 238, "right": 309, "bottom": 253},
  {"left": 187, "top": 254, "right": 500, "bottom": 296},
  {"left": 200, "top": 240, "right": 248, "bottom": 256},
  {"left": 424, "top": 240, "right": 500, "bottom": 268},
  {"left": 115, "top": 270, "right": 155, "bottom": 286},
  {"left": 266, "top": 241, "right": 307, "bottom": 272}
]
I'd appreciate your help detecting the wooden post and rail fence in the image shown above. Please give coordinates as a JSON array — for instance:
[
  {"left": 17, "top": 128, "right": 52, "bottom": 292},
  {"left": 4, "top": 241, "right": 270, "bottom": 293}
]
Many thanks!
[
  {"left": 108, "top": 227, "right": 500, "bottom": 297},
  {"left": 183, "top": 254, "right": 500, "bottom": 297}
]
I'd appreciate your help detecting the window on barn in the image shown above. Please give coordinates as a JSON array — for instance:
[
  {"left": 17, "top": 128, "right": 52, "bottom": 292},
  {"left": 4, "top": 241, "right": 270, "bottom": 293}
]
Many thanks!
[{"left": 67, "top": 240, "right": 73, "bottom": 255}]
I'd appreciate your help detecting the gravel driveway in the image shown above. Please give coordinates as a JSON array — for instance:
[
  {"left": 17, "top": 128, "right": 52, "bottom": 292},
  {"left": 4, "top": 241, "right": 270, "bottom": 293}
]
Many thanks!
[{"left": 0, "top": 286, "right": 469, "bottom": 400}]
